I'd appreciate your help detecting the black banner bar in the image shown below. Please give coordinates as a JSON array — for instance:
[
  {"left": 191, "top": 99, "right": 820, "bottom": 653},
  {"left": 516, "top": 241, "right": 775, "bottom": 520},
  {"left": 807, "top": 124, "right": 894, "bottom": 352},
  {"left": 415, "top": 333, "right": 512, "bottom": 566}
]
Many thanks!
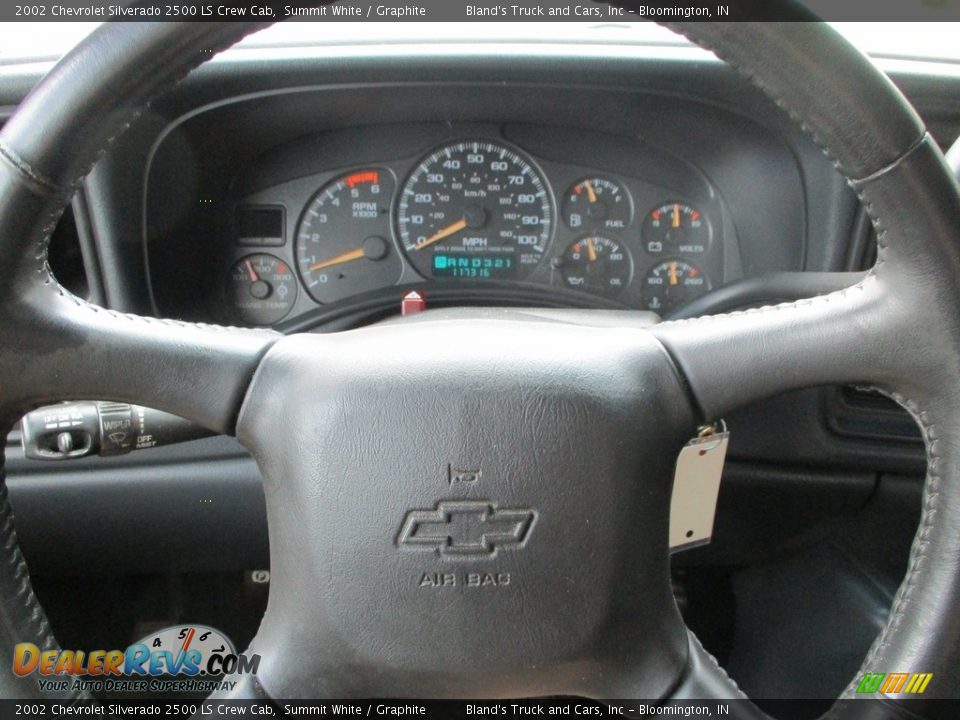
[
  {"left": 0, "top": 699, "right": 954, "bottom": 720},
  {"left": 3, "top": 0, "right": 960, "bottom": 22}
]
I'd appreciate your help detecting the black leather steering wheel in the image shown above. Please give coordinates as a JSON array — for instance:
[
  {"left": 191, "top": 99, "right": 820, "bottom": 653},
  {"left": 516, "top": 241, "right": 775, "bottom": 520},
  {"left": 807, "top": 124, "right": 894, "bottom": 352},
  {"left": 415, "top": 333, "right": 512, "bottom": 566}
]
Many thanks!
[{"left": 1, "top": 14, "right": 959, "bottom": 719}]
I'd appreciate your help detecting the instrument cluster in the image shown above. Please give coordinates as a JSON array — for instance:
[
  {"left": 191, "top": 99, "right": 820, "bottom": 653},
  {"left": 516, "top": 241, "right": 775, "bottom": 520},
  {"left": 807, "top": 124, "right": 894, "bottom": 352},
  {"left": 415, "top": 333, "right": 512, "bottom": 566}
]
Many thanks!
[{"left": 223, "top": 135, "right": 725, "bottom": 326}]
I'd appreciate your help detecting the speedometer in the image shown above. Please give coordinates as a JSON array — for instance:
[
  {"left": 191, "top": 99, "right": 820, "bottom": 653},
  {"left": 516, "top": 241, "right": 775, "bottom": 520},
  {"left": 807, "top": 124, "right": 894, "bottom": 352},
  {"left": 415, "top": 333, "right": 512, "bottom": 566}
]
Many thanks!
[{"left": 396, "top": 140, "right": 553, "bottom": 280}]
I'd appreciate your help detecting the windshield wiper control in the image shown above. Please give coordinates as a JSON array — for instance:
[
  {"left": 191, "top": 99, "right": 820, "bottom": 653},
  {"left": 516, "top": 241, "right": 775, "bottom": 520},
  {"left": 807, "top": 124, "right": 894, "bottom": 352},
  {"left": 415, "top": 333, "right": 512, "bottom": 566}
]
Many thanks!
[{"left": 20, "top": 401, "right": 215, "bottom": 461}]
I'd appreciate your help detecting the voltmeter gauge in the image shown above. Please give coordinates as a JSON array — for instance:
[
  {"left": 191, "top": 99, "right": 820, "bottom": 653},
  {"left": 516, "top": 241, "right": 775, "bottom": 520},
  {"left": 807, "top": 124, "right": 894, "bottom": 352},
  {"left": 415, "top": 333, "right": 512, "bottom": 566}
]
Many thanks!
[
  {"left": 227, "top": 253, "right": 297, "bottom": 326},
  {"left": 561, "top": 177, "right": 632, "bottom": 231},
  {"left": 642, "top": 202, "right": 710, "bottom": 255},
  {"left": 560, "top": 235, "right": 632, "bottom": 297},
  {"left": 643, "top": 259, "right": 710, "bottom": 315}
]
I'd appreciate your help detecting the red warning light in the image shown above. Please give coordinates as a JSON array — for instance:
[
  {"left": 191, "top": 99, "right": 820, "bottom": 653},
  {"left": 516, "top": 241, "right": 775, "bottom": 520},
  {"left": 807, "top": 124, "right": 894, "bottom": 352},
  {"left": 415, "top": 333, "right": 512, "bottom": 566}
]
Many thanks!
[
  {"left": 401, "top": 290, "right": 427, "bottom": 316},
  {"left": 345, "top": 170, "right": 379, "bottom": 188}
]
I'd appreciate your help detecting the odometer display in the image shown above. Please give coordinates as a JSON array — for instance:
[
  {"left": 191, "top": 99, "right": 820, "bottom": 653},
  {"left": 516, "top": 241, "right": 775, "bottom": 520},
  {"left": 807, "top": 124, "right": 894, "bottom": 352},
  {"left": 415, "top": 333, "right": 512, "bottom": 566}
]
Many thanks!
[
  {"left": 432, "top": 254, "right": 514, "bottom": 279},
  {"left": 397, "top": 140, "right": 553, "bottom": 280}
]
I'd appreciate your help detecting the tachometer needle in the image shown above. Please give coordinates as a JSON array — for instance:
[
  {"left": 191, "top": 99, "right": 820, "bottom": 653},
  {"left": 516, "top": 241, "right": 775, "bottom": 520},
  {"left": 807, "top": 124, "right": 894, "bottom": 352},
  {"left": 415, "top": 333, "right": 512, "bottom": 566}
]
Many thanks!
[
  {"left": 586, "top": 237, "right": 598, "bottom": 262},
  {"left": 415, "top": 218, "right": 467, "bottom": 251},
  {"left": 309, "top": 247, "right": 366, "bottom": 272},
  {"left": 584, "top": 180, "right": 597, "bottom": 204},
  {"left": 244, "top": 259, "right": 259, "bottom": 282}
]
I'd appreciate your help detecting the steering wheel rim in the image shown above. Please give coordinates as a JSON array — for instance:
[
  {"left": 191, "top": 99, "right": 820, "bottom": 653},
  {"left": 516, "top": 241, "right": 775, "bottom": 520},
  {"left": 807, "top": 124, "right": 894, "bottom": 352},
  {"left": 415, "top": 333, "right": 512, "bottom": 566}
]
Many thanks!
[{"left": 0, "top": 11, "right": 958, "bottom": 716}]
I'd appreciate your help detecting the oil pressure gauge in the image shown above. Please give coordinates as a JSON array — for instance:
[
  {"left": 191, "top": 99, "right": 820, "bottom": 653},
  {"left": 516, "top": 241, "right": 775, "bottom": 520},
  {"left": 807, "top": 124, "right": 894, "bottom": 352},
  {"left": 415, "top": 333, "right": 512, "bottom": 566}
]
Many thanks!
[{"left": 559, "top": 235, "right": 632, "bottom": 297}]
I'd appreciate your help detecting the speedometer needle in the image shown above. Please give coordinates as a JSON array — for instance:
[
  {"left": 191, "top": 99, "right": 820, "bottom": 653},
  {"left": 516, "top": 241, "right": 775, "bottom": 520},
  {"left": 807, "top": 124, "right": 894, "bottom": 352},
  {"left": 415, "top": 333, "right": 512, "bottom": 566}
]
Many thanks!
[
  {"left": 414, "top": 218, "right": 467, "bottom": 251},
  {"left": 308, "top": 247, "right": 366, "bottom": 272}
]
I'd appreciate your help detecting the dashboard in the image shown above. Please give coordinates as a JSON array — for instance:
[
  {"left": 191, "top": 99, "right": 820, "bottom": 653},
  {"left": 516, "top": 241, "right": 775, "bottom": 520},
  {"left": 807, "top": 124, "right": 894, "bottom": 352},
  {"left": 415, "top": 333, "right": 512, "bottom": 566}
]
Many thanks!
[
  {"left": 149, "top": 121, "right": 732, "bottom": 328},
  {"left": 141, "top": 68, "right": 828, "bottom": 332},
  {"left": 219, "top": 126, "right": 727, "bottom": 326}
]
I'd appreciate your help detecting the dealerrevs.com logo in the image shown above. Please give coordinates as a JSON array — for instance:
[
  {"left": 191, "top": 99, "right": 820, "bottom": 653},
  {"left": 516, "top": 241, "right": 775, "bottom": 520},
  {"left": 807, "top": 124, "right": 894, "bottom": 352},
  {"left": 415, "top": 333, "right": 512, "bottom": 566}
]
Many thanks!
[{"left": 13, "top": 625, "right": 260, "bottom": 694}]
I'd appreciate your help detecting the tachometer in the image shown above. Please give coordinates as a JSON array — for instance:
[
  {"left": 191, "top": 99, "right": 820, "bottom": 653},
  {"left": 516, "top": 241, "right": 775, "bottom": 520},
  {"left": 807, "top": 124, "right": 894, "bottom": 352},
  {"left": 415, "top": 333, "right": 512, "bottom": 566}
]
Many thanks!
[
  {"left": 296, "top": 169, "right": 401, "bottom": 304},
  {"left": 396, "top": 140, "right": 553, "bottom": 280}
]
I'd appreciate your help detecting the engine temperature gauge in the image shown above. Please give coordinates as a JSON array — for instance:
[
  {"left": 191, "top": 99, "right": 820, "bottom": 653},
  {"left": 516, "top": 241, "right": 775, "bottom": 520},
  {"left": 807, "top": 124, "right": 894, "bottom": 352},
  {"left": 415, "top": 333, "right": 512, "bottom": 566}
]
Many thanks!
[
  {"left": 560, "top": 235, "right": 632, "bottom": 297},
  {"left": 562, "top": 177, "right": 631, "bottom": 231},
  {"left": 643, "top": 259, "right": 710, "bottom": 315},
  {"left": 227, "top": 253, "right": 297, "bottom": 326}
]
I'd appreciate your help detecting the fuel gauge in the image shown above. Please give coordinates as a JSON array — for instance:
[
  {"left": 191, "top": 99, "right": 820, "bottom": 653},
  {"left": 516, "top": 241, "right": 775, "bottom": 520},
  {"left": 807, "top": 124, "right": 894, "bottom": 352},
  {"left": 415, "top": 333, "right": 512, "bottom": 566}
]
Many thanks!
[{"left": 562, "top": 177, "right": 632, "bottom": 231}]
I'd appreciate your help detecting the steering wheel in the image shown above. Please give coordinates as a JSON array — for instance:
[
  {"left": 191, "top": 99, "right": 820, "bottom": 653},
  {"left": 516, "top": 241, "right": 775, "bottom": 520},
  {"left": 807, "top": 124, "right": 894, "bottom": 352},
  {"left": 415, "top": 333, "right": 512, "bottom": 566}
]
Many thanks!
[{"left": 1, "top": 13, "right": 959, "bottom": 719}]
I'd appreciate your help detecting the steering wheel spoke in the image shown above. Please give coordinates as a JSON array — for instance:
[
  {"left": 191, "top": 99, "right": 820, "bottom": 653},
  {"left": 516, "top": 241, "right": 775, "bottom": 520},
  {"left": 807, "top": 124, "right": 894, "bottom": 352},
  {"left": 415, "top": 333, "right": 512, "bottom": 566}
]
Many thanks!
[
  {"left": 651, "top": 271, "right": 893, "bottom": 422},
  {"left": 0, "top": 161, "right": 276, "bottom": 434},
  {"left": 12, "top": 292, "right": 276, "bottom": 434}
]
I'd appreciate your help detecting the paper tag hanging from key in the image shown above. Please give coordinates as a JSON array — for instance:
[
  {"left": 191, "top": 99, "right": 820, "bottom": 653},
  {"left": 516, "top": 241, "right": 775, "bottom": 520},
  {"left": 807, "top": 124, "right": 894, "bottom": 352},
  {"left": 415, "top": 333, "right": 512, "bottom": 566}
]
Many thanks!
[{"left": 669, "top": 422, "right": 729, "bottom": 552}]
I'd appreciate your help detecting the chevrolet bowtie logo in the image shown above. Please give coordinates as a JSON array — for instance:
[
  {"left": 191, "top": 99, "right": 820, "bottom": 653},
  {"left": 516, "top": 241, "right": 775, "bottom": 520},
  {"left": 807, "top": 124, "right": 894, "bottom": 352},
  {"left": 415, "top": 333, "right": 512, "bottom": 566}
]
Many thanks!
[{"left": 397, "top": 501, "right": 535, "bottom": 557}]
